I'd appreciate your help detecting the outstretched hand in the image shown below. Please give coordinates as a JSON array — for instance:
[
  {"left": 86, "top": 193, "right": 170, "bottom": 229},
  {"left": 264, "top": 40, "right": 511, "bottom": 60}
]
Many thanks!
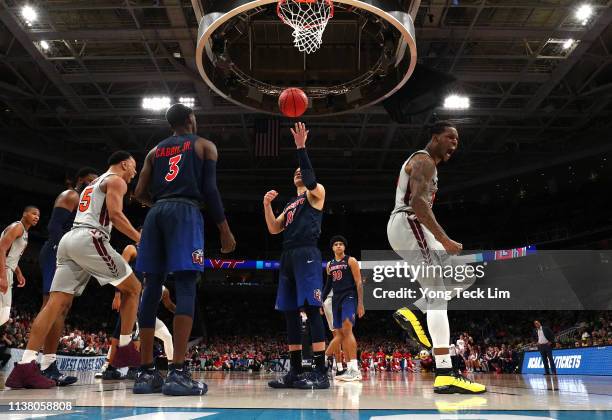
[{"left": 290, "top": 122, "right": 309, "bottom": 149}]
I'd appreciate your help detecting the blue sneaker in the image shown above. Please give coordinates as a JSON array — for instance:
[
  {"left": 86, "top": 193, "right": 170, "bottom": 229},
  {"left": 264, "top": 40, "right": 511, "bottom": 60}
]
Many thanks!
[
  {"left": 293, "top": 369, "right": 330, "bottom": 390},
  {"left": 41, "top": 361, "right": 78, "bottom": 386},
  {"left": 162, "top": 368, "right": 207, "bottom": 396},
  {"left": 268, "top": 369, "right": 301, "bottom": 389},
  {"left": 133, "top": 368, "right": 164, "bottom": 394}
]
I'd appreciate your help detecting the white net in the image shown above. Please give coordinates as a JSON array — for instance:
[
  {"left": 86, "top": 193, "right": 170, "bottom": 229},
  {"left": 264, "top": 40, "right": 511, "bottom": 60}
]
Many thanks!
[{"left": 277, "top": 0, "right": 334, "bottom": 54}]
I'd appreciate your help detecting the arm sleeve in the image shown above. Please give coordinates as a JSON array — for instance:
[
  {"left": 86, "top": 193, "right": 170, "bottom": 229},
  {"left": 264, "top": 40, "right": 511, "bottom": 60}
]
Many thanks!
[
  {"left": 201, "top": 159, "right": 226, "bottom": 225},
  {"left": 47, "top": 207, "right": 74, "bottom": 243},
  {"left": 296, "top": 148, "right": 317, "bottom": 190}
]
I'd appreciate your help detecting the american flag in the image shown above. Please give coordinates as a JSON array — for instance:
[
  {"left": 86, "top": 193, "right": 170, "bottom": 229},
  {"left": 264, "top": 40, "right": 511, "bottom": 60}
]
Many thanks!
[{"left": 254, "top": 119, "right": 280, "bottom": 157}]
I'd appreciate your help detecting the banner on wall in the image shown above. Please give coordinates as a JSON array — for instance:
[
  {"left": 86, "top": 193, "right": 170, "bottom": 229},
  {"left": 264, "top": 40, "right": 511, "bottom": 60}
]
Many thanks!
[
  {"left": 521, "top": 346, "right": 612, "bottom": 376},
  {"left": 1, "top": 349, "right": 106, "bottom": 374}
]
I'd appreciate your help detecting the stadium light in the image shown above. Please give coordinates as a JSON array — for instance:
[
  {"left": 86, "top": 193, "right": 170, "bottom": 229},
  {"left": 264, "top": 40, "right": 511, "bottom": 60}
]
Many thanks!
[
  {"left": 576, "top": 4, "right": 593, "bottom": 25},
  {"left": 179, "top": 97, "right": 195, "bottom": 108},
  {"left": 562, "top": 39, "right": 574, "bottom": 50},
  {"left": 443, "top": 95, "right": 470, "bottom": 110},
  {"left": 40, "top": 40, "right": 50, "bottom": 51},
  {"left": 21, "top": 5, "right": 38, "bottom": 24},
  {"left": 142, "top": 96, "right": 171, "bottom": 111}
]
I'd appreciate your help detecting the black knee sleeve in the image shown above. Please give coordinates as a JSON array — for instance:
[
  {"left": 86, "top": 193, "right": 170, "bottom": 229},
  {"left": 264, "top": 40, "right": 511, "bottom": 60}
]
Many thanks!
[
  {"left": 138, "top": 273, "right": 163, "bottom": 329},
  {"left": 304, "top": 305, "right": 325, "bottom": 343},
  {"left": 285, "top": 310, "right": 302, "bottom": 345},
  {"left": 174, "top": 271, "right": 198, "bottom": 318}
]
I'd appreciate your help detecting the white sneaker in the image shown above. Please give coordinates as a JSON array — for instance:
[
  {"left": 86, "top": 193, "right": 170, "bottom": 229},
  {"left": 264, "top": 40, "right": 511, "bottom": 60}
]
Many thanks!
[{"left": 336, "top": 368, "right": 362, "bottom": 382}]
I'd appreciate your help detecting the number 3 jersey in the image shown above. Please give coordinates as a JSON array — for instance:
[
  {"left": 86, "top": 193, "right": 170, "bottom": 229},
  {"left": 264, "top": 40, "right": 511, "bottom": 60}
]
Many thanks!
[
  {"left": 151, "top": 134, "right": 203, "bottom": 202},
  {"left": 282, "top": 192, "right": 322, "bottom": 250},
  {"left": 73, "top": 172, "right": 118, "bottom": 238}
]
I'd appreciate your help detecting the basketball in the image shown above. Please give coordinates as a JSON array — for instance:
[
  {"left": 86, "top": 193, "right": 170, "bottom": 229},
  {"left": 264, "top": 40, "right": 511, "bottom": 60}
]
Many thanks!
[{"left": 278, "top": 88, "right": 309, "bottom": 117}]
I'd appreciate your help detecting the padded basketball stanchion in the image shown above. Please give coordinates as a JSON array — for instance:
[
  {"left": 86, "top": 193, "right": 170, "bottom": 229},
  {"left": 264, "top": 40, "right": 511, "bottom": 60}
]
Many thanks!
[{"left": 277, "top": 0, "right": 334, "bottom": 54}]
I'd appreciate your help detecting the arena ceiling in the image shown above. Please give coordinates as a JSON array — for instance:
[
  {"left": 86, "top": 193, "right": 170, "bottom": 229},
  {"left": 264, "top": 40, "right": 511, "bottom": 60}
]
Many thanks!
[{"left": 0, "top": 0, "right": 611, "bottom": 205}]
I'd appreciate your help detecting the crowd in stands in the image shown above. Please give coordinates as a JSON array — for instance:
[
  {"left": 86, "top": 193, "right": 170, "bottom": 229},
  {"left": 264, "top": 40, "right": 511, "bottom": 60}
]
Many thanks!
[
  {"left": 0, "top": 309, "right": 111, "bottom": 357},
  {"left": 1, "top": 304, "right": 610, "bottom": 373}
]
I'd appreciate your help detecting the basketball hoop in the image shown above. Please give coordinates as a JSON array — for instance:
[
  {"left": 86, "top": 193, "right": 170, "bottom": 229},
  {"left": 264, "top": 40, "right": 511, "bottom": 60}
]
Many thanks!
[{"left": 277, "top": 0, "right": 334, "bottom": 54}]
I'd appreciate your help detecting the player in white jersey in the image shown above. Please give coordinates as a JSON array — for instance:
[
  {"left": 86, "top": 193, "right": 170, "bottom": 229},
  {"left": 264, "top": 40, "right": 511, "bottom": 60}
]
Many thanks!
[
  {"left": 0, "top": 206, "right": 40, "bottom": 326},
  {"left": 387, "top": 121, "right": 485, "bottom": 394},
  {"left": 5, "top": 151, "right": 143, "bottom": 390}
]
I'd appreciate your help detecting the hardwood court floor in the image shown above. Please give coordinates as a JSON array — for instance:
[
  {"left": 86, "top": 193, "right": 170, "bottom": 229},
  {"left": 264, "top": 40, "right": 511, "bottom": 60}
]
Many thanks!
[{"left": 1, "top": 370, "right": 611, "bottom": 419}]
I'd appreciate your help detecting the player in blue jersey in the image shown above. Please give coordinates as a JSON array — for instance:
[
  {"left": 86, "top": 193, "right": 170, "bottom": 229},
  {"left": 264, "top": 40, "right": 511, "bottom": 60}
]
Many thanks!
[
  {"left": 324, "top": 235, "right": 364, "bottom": 382},
  {"left": 38, "top": 167, "right": 97, "bottom": 386},
  {"left": 264, "top": 122, "right": 329, "bottom": 390},
  {"left": 133, "top": 103, "right": 236, "bottom": 396}
]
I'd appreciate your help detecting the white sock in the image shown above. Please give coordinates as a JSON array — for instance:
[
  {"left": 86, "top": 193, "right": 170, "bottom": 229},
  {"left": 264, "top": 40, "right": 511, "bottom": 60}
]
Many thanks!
[
  {"left": 426, "top": 308, "right": 452, "bottom": 370},
  {"left": 434, "top": 350, "right": 452, "bottom": 370},
  {"left": 20, "top": 350, "right": 38, "bottom": 364},
  {"left": 119, "top": 335, "right": 131, "bottom": 346},
  {"left": 349, "top": 359, "right": 359, "bottom": 371},
  {"left": 41, "top": 354, "right": 57, "bottom": 370},
  {"left": 333, "top": 359, "right": 338, "bottom": 370}
]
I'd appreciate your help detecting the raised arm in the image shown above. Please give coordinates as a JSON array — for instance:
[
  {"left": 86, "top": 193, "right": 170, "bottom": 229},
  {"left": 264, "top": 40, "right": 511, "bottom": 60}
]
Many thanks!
[
  {"left": 291, "top": 122, "right": 325, "bottom": 207},
  {"left": 408, "top": 155, "right": 461, "bottom": 254}
]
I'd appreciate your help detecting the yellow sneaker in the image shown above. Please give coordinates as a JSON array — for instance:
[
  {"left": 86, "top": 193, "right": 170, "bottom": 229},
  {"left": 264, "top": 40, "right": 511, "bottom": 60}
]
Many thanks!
[
  {"left": 433, "top": 372, "right": 486, "bottom": 394},
  {"left": 393, "top": 307, "right": 431, "bottom": 348}
]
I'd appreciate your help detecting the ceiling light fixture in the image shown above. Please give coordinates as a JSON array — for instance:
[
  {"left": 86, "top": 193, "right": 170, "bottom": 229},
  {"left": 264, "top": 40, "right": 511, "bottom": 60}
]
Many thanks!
[{"left": 443, "top": 95, "right": 470, "bottom": 110}]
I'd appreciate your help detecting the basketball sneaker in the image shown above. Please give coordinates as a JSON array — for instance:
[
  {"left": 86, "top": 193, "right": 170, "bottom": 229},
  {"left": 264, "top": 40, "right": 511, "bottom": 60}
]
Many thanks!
[
  {"left": 5, "top": 361, "right": 56, "bottom": 389},
  {"left": 335, "top": 367, "right": 362, "bottom": 382},
  {"left": 393, "top": 306, "right": 432, "bottom": 348},
  {"left": 101, "top": 365, "right": 123, "bottom": 380},
  {"left": 112, "top": 341, "right": 141, "bottom": 368},
  {"left": 162, "top": 368, "right": 207, "bottom": 396},
  {"left": 95, "top": 361, "right": 109, "bottom": 378},
  {"left": 433, "top": 369, "right": 486, "bottom": 394},
  {"left": 126, "top": 367, "right": 138, "bottom": 380},
  {"left": 268, "top": 369, "right": 301, "bottom": 388},
  {"left": 293, "top": 369, "right": 330, "bottom": 389},
  {"left": 133, "top": 368, "right": 164, "bottom": 394},
  {"left": 41, "top": 361, "right": 78, "bottom": 386}
]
